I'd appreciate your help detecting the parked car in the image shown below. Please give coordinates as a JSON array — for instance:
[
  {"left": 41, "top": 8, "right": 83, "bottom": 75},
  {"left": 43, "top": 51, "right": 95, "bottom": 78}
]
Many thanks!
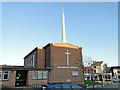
[
  {"left": 112, "top": 78, "right": 120, "bottom": 82},
  {"left": 41, "top": 83, "right": 85, "bottom": 90}
]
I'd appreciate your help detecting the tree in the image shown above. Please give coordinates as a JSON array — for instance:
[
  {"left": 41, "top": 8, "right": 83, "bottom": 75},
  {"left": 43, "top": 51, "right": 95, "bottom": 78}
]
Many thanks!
[
  {"left": 83, "top": 56, "right": 93, "bottom": 67},
  {"left": 83, "top": 56, "right": 93, "bottom": 80}
]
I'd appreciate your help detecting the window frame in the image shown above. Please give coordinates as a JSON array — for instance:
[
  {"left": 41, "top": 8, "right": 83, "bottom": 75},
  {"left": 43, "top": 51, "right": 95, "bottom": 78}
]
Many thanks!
[
  {"left": 3, "top": 71, "right": 9, "bottom": 80},
  {"left": 43, "top": 71, "right": 47, "bottom": 79},
  {"left": 38, "top": 70, "right": 42, "bottom": 79},
  {"left": 72, "top": 71, "right": 79, "bottom": 76},
  {"left": 32, "top": 70, "right": 37, "bottom": 80}
]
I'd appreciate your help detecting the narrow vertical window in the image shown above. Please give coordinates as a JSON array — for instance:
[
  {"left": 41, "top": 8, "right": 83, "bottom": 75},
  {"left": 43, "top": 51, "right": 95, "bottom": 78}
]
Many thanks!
[
  {"left": 43, "top": 71, "right": 47, "bottom": 79},
  {"left": 3, "top": 71, "right": 9, "bottom": 80},
  {"left": 31, "top": 56, "right": 33, "bottom": 66},
  {"left": 0, "top": 71, "right": 2, "bottom": 80},
  {"left": 33, "top": 55, "right": 35, "bottom": 67},
  {"left": 38, "top": 71, "right": 42, "bottom": 79},
  {"left": 32, "top": 71, "right": 37, "bottom": 79}
]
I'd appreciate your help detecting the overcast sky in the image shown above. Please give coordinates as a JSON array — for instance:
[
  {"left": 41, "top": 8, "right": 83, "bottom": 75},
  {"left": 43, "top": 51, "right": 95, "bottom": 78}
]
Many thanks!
[{"left": 1, "top": 2, "right": 118, "bottom": 67}]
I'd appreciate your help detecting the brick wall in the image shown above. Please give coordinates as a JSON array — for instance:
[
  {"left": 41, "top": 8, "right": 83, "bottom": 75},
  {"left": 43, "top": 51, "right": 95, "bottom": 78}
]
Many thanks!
[
  {"left": 1, "top": 70, "right": 16, "bottom": 87},
  {"left": 48, "top": 45, "right": 84, "bottom": 85},
  {"left": 27, "top": 70, "right": 48, "bottom": 87}
]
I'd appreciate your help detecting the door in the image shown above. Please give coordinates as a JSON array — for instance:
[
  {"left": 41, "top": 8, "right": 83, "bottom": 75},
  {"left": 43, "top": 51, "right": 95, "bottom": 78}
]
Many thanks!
[{"left": 15, "top": 70, "right": 28, "bottom": 87}]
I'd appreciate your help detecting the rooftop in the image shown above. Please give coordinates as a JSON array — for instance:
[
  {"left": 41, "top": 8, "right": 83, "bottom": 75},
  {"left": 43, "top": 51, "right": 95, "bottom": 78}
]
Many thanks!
[{"left": 92, "top": 61, "right": 103, "bottom": 66}]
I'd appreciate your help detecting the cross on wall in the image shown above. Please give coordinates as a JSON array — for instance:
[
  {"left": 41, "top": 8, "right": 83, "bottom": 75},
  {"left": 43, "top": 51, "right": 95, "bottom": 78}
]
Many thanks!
[{"left": 65, "top": 50, "right": 71, "bottom": 66}]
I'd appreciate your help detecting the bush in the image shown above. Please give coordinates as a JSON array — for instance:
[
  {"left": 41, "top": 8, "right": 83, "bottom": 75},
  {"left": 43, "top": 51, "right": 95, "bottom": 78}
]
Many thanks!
[{"left": 85, "top": 80, "right": 101, "bottom": 89}]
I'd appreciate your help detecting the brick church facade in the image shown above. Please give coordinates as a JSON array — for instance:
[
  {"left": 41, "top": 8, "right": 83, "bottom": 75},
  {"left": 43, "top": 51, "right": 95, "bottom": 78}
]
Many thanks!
[{"left": 0, "top": 43, "right": 84, "bottom": 87}]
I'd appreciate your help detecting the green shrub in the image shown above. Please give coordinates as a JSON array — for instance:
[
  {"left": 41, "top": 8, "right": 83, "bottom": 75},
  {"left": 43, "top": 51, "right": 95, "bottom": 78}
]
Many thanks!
[{"left": 85, "top": 80, "right": 101, "bottom": 89}]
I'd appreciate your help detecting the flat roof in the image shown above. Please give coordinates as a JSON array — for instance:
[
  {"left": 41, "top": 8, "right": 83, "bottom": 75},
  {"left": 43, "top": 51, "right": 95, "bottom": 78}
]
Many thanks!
[{"left": 0, "top": 65, "right": 51, "bottom": 71}]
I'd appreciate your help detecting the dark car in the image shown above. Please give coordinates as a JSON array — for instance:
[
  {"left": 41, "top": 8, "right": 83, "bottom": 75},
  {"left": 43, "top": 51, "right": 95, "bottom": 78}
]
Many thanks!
[{"left": 41, "top": 83, "right": 85, "bottom": 90}]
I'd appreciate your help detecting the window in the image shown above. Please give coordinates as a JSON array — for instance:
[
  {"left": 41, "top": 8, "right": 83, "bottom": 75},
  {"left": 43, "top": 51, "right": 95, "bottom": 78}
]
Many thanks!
[
  {"left": 31, "top": 56, "right": 33, "bottom": 66},
  {"left": 38, "top": 71, "right": 42, "bottom": 79},
  {"left": 108, "top": 75, "right": 111, "bottom": 79},
  {"left": 105, "top": 75, "right": 107, "bottom": 79},
  {"left": 33, "top": 55, "right": 35, "bottom": 67},
  {"left": 43, "top": 71, "right": 47, "bottom": 79},
  {"left": 72, "top": 71, "right": 78, "bottom": 76},
  {"left": 33, "top": 71, "right": 37, "bottom": 79},
  {"left": 71, "top": 85, "right": 82, "bottom": 90},
  {"left": 62, "top": 85, "right": 71, "bottom": 90},
  {"left": 50, "top": 86, "right": 61, "bottom": 90},
  {"left": 0, "top": 71, "right": 2, "bottom": 80},
  {"left": 117, "top": 70, "right": 120, "bottom": 73},
  {"left": 94, "top": 70, "right": 96, "bottom": 73},
  {"left": 3, "top": 71, "right": 9, "bottom": 80},
  {"left": 118, "top": 76, "right": 120, "bottom": 79}
]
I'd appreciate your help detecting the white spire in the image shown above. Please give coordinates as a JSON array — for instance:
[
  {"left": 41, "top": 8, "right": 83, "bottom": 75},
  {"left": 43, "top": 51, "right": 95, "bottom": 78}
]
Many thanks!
[{"left": 62, "top": 8, "right": 66, "bottom": 43}]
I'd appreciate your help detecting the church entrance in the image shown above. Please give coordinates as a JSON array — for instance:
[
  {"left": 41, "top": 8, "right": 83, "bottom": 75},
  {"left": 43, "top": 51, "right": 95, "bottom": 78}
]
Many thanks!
[{"left": 15, "top": 70, "right": 28, "bottom": 87}]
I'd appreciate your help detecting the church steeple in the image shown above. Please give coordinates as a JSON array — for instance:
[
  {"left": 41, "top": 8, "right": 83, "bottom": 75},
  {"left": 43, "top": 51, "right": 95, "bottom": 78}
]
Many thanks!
[{"left": 62, "top": 9, "right": 66, "bottom": 43}]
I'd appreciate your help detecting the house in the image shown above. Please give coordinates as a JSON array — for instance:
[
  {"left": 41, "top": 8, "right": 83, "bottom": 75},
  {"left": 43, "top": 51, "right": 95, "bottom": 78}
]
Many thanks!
[
  {"left": 83, "top": 66, "right": 91, "bottom": 80},
  {"left": 109, "top": 66, "right": 120, "bottom": 79},
  {"left": 91, "top": 61, "right": 111, "bottom": 81}
]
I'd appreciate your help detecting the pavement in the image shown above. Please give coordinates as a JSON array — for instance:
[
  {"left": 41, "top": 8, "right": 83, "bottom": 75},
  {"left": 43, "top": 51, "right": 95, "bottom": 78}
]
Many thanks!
[{"left": 101, "top": 82, "right": 120, "bottom": 88}]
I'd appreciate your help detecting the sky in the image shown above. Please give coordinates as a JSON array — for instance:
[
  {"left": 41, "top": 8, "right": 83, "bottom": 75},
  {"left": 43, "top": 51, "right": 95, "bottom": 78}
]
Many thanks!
[{"left": 1, "top": 2, "right": 118, "bottom": 67}]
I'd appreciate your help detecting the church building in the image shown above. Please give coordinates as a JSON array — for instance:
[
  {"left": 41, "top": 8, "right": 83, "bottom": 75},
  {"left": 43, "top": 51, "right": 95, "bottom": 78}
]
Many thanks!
[
  {"left": 0, "top": 10, "right": 84, "bottom": 88},
  {"left": 23, "top": 43, "right": 84, "bottom": 87}
]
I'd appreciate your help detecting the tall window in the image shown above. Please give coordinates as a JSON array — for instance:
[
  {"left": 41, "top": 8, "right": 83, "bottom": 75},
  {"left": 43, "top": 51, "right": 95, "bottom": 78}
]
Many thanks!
[
  {"left": 31, "top": 56, "right": 33, "bottom": 66},
  {"left": 0, "top": 71, "right": 2, "bottom": 80},
  {"left": 3, "top": 71, "right": 9, "bottom": 80},
  {"left": 43, "top": 71, "right": 47, "bottom": 79},
  {"left": 32, "top": 71, "right": 37, "bottom": 79},
  {"left": 38, "top": 71, "right": 42, "bottom": 79}
]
